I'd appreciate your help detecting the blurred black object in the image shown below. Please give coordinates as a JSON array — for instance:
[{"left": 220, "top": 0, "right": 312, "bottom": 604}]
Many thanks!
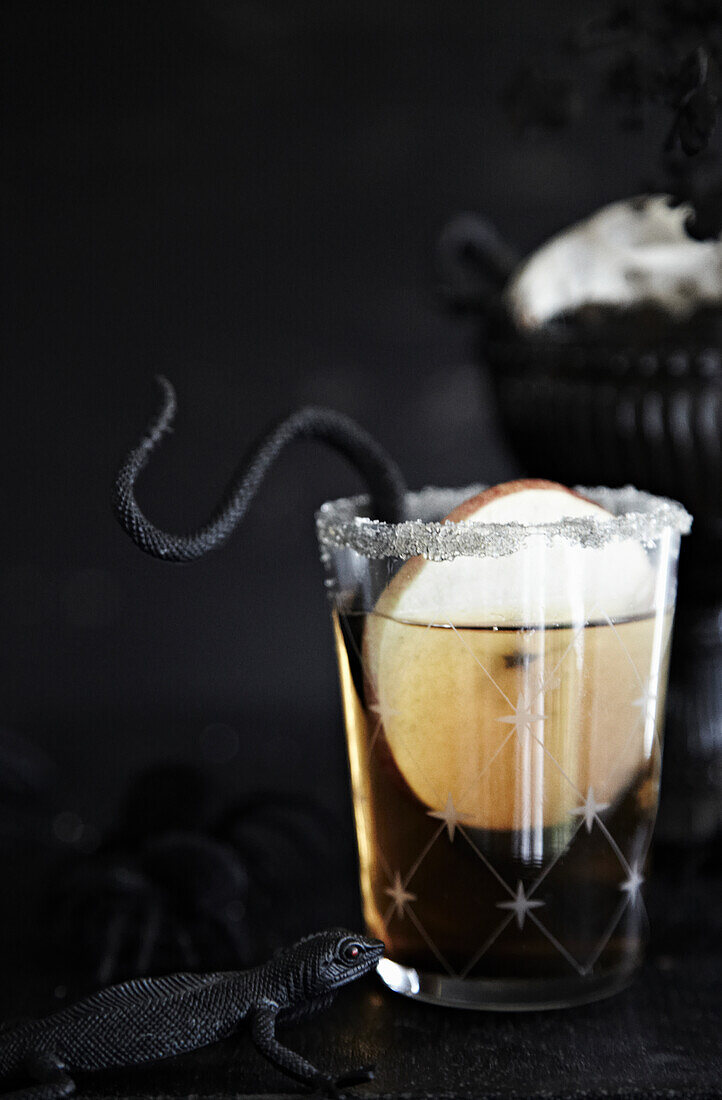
[
  {"left": 439, "top": 213, "right": 722, "bottom": 847},
  {"left": 0, "top": 726, "right": 58, "bottom": 842},
  {"left": 0, "top": 727, "right": 60, "bottom": 945},
  {"left": 52, "top": 764, "right": 341, "bottom": 982}
]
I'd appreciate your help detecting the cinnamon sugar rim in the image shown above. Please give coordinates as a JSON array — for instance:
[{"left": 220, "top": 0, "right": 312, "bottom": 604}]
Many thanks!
[{"left": 316, "top": 485, "right": 692, "bottom": 562}]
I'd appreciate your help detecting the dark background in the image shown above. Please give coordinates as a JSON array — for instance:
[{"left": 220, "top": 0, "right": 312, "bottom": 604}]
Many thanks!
[{"left": 2, "top": 1, "right": 674, "bottom": 845}]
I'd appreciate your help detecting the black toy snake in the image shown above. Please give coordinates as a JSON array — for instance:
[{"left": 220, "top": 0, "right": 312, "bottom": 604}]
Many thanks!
[{"left": 112, "top": 376, "right": 406, "bottom": 562}]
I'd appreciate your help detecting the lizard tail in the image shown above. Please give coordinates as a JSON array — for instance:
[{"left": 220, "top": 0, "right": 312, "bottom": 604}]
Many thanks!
[{"left": 112, "top": 377, "right": 407, "bottom": 563}]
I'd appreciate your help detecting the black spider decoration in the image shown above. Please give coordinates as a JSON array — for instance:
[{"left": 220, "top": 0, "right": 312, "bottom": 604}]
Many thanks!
[
  {"left": 666, "top": 46, "right": 718, "bottom": 155},
  {"left": 51, "top": 765, "right": 341, "bottom": 983},
  {"left": 53, "top": 828, "right": 252, "bottom": 982},
  {"left": 503, "top": 0, "right": 722, "bottom": 180}
]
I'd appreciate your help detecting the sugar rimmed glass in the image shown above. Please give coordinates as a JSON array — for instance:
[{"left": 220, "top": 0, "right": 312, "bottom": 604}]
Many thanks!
[{"left": 317, "top": 486, "right": 691, "bottom": 1010}]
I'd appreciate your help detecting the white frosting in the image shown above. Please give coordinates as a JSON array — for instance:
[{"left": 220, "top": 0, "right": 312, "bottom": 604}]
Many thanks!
[
  {"left": 387, "top": 488, "right": 656, "bottom": 626},
  {"left": 505, "top": 194, "right": 722, "bottom": 330}
]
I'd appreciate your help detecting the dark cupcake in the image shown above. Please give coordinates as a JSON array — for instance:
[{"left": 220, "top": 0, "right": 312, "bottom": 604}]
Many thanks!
[{"left": 483, "top": 196, "right": 722, "bottom": 547}]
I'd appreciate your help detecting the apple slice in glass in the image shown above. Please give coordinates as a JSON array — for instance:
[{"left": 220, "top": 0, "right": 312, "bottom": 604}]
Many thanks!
[{"left": 363, "top": 480, "right": 663, "bottom": 832}]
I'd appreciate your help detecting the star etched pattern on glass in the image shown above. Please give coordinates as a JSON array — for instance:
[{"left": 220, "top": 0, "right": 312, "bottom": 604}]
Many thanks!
[{"left": 332, "top": 600, "right": 669, "bottom": 990}]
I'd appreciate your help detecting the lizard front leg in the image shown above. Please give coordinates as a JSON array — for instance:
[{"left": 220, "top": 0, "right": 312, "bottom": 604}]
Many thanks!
[
  {"left": 2, "top": 1052, "right": 75, "bottom": 1100},
  {"left": 251, "top": 1006, "right": 333, "bottom": 1093},
  {"left": 250, "top": 1006, "right": 371, "bottom": 1097}
]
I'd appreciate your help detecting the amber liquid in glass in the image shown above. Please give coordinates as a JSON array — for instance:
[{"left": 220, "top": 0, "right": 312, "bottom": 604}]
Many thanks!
[{"left": 334, "top": 608, "right": 671, "bottom": 983}]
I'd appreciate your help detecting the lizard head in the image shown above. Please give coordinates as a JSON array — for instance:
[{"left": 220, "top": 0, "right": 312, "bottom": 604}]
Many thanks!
[{"left": 295, "top": 929, "right": 384, "bottom": 997}]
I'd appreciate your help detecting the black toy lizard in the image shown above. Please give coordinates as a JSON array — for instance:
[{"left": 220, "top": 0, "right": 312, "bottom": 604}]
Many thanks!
[{"left": 0, "top": 929, "right": 384, "bottom": 1100}]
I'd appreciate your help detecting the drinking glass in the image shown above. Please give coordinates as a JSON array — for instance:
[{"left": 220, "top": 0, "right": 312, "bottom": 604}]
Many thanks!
[{"left": 316, "top": 486, "right": 691, "bottom": 1009}]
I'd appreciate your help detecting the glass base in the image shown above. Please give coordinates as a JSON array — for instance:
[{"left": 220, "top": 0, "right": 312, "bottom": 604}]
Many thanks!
[{"left": 376, "top": 957, "right": 638, "bottom": 1011}]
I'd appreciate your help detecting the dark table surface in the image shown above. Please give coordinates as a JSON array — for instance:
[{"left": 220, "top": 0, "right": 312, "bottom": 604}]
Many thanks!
[{"left": 3, "top": 843, "right": 720, "bottom": 1100}]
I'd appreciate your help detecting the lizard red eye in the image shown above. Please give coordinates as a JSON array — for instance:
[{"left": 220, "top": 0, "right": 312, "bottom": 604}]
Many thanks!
[
  {"left": 350, "top": 947, "right": 359, "bottom": 957},
  {"left": 341, "top": 942, "right": 362, "bottom": 961}
]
